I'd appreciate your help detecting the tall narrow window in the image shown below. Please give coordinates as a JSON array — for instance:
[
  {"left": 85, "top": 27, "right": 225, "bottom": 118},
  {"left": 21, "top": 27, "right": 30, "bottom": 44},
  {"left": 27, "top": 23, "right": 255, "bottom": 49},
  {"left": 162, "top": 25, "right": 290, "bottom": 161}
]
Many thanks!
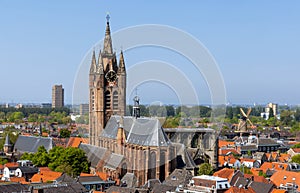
[
  {"left": 91, "top": 91, "right": 95, "bottom": 111},
  {"left": 113, "top": 91, "right": 118, "bottom": 110},
  {"left": 105, "top": 91, "right": 111, "bottom": 109}
]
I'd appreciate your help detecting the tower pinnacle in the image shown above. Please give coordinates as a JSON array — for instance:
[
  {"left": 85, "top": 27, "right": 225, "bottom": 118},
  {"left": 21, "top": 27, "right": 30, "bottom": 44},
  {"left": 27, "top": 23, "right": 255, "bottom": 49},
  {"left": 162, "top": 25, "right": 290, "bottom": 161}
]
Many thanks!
[
  {"left": 118, "top": 50, "right": 126, "bottom": 73},
  {"left": 90, "top": 50, "right": 97, "bottom": 74}
]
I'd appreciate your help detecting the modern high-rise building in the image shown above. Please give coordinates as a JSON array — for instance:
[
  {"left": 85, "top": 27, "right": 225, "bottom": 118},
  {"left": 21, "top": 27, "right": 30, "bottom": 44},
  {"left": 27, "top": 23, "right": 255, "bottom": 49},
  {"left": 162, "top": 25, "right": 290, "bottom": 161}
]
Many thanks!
[{"left": 52, "top": 85, "right": 64, "bottom": 108}]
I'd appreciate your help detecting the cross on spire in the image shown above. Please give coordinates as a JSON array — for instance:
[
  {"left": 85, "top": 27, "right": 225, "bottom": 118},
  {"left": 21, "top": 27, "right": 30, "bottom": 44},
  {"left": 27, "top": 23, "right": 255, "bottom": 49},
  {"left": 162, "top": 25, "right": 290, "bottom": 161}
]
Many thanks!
[{"left": 106, "top": 13, "right": 110, "bottom": 23}]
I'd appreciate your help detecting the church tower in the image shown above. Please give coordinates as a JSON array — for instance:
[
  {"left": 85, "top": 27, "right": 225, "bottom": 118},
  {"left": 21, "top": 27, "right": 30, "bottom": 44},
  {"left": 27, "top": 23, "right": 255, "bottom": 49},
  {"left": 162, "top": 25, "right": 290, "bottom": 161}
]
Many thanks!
[{"left": 89, "top": 15, "right": 126, "bottom": 146}]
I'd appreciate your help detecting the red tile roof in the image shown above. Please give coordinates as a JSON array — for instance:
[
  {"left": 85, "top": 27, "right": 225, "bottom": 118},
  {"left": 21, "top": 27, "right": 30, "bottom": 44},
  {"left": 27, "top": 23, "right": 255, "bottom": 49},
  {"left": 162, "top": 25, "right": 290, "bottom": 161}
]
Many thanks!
[
  {"left": 270, "top": 170, "right": 300, "bottom": 192},
  {"left": 31, "top": 167, "right": 62, "bottom": 183},
  {"left": 240, "top": 158, "right": 256, "bottom": 163},
  {"left": 224, "top": 186, "right": 256, "bottom": 193},
  {"left": 213, "top": 168, "right": 235, "bottom": 182},
  {"left": 80, "top": 173, "right": 94, "bottom": 176},
  {"left": 277, "top": 154, "right": 290, "bottom": 163},
  {"left": 292, "top": 148, "right": 300, "bottom": 153},
  {"left": 67, "top": 137, "right": 88, "bottom": 148},
  {"left": 220, "top": 148, "right": 240, "bottom": 155},
  {"left": 250, "top": 168, "right": 263, "bottom": 176},
  {"left": 219, "top": 140, "right": 235, "bottom": 148},
  {"left": 97, "top": 171, "right": 108, "bottom": 180},
  {"left": 9, "top": 177, "right": 29, "bottom": 184},
  {"left": 4, "top": 162, "right": 18, "bottom": 168},
  {"left": 244, "top": 174, "right": 269, "bottom": 184},
  {"left": 271, "top": 189, "right": 287, "bottom": 193},
  {"left": 260, "top": 162, "right": 289, "bottom": 173}
]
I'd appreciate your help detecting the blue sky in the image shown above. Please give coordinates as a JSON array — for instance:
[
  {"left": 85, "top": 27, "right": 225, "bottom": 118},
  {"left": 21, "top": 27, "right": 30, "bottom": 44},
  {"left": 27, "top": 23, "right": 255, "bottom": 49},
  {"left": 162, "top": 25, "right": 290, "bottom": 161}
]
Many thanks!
[{"left": 0, "top": 1, "right": 300, "bottom": 105}]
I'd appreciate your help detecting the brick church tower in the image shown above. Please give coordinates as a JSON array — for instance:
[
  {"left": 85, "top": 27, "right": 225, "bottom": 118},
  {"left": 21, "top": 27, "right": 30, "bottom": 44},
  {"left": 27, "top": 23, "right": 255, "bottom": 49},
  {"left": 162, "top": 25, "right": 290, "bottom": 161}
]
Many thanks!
[{"left": 89, "top": 15, "right": 126, "bottom": 146}]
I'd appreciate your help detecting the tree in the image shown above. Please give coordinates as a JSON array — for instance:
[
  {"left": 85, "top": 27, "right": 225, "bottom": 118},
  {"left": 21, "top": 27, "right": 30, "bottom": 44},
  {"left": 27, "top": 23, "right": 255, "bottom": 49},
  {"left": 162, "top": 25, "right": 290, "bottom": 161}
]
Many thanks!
[
  {"left": 226, "top": 106, "right": 233, "bottom": 119},
  {"left": 60, "top": 129, "right": 71, "bottom": 138},
  {"left": 267, "top": 117, "right": 278, "bottom": 127},
  {"left": 21, "top": 145, "right": 89, "bottom": 177},
  {"left": 0, "top": 158, "right": 8, "bottom": 165},
  {"left": 258, "top": 170, "right": 267, "bottom": 178},
  {"left": 32, "top": 146, "right": 49, "bottom": 167},
  {"left": 21, "top": 152, "right": 35, "bottom": 161},
  {"left": 162, "top": 117, "right": 180, "bottom": 128},
  {"left": 295, "top": 109, "right": 300, "bottom": 122},
  {"left": 7, "top": 111, "right": 24, "bottom": 123},
  {"left": 166, "top": 106, "right": 175, "bottom": 117},
  {"left": 280, "top": 110, "right": 294, "bottom": 126},
  {"left": 198, "top": 163, "right": 213, "bottom": 175},
  {"left": 291, "top": 154, "right": 300, "bottom": 164},
  {"left": 62, "top": 147, "right": 89, "bottom": 176},
  {"left": 239, "top": 165, "right": 252, "bottom": 174},
  {"left": 28, "top": 113, "right": 39, "bottom": 122},
  {"left": 0, "top": 112, "right": 5, "bottom": 122},
  {"left": 292, "top": 143, "right": 300, "bottom": 148},
  {"left": 0, "top": 130, "right": 19, "bottom": 151}
]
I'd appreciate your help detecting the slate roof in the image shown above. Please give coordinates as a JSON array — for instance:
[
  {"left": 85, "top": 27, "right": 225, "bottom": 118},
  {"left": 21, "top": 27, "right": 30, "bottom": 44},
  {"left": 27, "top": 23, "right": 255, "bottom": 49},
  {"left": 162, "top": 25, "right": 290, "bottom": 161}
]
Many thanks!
[
  {"left": 240, "top": 145, "right": 257, "bottom": 151},
  {"left": 163, "top": 169, "right": 193, "bottom": 187},
  {"left": 120, "top": 172, "right": 137, "bottom": 187},
  {"left": 14, "top": 135, "right": 54, "bottom": 153},
  {"left": 18, "top": 166, "right": 39, "bottom": 174},
  {"left": 234, "top": 176, "right": 274, "bottom": 193},
  {"left": 0, "top": 183, "right": 29, "bottom": 192},
  {"left": 106, "top": 186, "right": 148, "bottom": 193},
  {"left": 55, "top": 173, "right": 76, "bottom": 184},
  {"left": 249, "top": 181, "right": 274, "bottom": 193},
  {"left": 78, "top": 175, "right": 104, "bottom": 184},
  {"left": 152, "top": 184, "right": 177, "bottom": 193},
  {"left": 104, "top": 153, "right": 124, "bottom": 170},
  {"left": 101, "top": 116, "right": 171, "bottom": 146},
  {"left": 142, "top": 179, "right": 161, "bottom": 190},
  {"left": 258, "top": 138, "right": 280, "bottom": 146},
  {"left": 79, "top": 143, "right": 107, "bottom": 168},
  {"left": 36, "top": 184, "right": 88, "bottom": 193}
]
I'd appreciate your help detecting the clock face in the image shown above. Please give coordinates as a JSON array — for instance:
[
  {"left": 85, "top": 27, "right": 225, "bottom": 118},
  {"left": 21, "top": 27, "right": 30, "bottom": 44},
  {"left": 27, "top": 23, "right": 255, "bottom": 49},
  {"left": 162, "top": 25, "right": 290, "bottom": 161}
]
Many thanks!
[{"left": 105, "top": 70, "right": 117, "bottom": 82}]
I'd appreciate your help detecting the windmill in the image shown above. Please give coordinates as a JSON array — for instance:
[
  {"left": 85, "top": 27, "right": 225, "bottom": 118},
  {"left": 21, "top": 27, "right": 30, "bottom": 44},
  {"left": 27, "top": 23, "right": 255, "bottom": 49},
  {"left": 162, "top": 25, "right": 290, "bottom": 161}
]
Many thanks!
[{"left": 237, "top": 108, "right": 253, "bottom": 132}]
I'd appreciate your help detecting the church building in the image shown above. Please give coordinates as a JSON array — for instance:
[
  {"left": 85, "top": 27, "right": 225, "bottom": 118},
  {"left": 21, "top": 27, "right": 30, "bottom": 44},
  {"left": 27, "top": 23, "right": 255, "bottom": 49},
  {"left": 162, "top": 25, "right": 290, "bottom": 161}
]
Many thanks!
[{"left": 84, "top": 15, "right": 195, "bottom": 186}]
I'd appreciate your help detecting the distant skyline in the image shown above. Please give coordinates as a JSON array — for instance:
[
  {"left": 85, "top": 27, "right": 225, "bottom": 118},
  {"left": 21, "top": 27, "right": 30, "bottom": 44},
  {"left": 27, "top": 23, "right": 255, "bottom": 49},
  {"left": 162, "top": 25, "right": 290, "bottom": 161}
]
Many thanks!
[{"left": 1, "top": 1, "right": 300, "bottom": 105}]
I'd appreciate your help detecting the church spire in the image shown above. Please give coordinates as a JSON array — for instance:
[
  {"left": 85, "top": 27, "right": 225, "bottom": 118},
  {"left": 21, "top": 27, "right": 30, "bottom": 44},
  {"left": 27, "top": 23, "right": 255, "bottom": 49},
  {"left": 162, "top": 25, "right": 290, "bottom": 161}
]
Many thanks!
[
  {"left": 103, "top": 14, "right": 113, "bottom": 55},
  {"left": 89, "top": 50, "right": 97, "bottom": 74}
]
